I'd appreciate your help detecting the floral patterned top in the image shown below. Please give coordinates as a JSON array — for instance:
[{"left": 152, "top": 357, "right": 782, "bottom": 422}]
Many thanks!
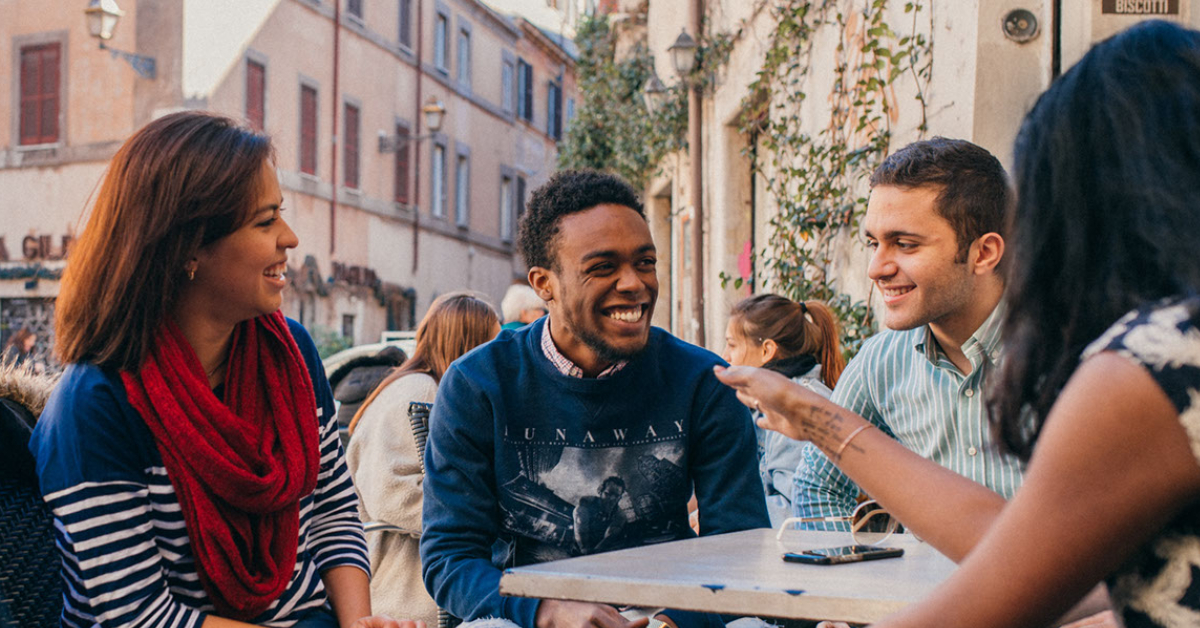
[{"left": 1082, "top": 295, "right": 1200, "bottom": 628}]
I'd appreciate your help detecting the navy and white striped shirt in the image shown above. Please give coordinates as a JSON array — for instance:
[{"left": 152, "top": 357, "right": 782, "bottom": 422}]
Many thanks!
[
  {"left": 791, "top": 303, "right": 1025, "bottom": 524},
  {"left": 30, "top": 320, "right": 369, "bottom": 627}
]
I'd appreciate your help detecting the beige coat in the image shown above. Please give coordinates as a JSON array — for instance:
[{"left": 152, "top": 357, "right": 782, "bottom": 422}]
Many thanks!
[{"left": 346, "top": 372, "right": 439, "bottom": 625}]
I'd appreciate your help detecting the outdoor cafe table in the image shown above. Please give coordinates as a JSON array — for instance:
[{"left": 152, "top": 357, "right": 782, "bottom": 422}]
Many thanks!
[{"left": 498, "top": 529, "right": 956, "bottom": 625}]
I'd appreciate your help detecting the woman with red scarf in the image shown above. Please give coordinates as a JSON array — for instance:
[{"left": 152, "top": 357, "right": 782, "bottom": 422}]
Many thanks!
[{"left": 30, "top": 111, "right": 417, "bottom": 628}]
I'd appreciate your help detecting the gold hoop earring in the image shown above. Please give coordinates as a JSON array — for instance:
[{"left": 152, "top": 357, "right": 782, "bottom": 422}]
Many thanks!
[{"left": 187, "top": 267, "right": 196, "bottom": 281}]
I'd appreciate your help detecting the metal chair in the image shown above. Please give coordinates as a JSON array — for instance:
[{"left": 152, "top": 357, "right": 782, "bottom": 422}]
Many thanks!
[{"left": 0, "top": 397, "right": 62, "bottom": 627}]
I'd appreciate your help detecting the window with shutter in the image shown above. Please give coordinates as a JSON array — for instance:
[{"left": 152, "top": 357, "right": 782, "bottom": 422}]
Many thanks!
[
  {"left": 300, "top": 85, "right": 318, "bottom": 175},
  {"left": 399, "top": 0, "right": 413, "bottom": 48},
  {"left": 246, "top": 60, "right": 266, "bottom": 131},
  {"left": 19, "top": 43, "right": 61, "bottom": 146},
  {"left": 344, "top": 103, "right": 360, "bottom": 188},
  {"left": 435, "top": 14, "right": 449, "bottom": 72},
  {"left": 432, "top": 143, "right": 447, "bottom": 218},
  {"left": 500, "top": 175, "right": 514, "bottom": 242},
  {"left": 547, "top": 81, "right": 563, "bottom": 140},
  {"left": 502, "top": 61, "right": 515, "bottom": 113},
  {"left": 517, "top": 59, "right": 534, "bottom": 123},
  {"left": 516, "top": 176, "right": 527, "bottom": 221},
  {"left": 457, "top": 28, "right": 471, "bottom": 88},
  {"left": 394, "top": 123, "right": 411, "bottom": 204},
  {"left": 455, "top": 153, "right": 470, "bottom": 227}
]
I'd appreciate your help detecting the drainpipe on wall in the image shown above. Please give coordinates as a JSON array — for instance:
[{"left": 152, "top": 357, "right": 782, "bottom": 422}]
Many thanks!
[
  {"left": 689, "top": 0, "right": 705, "bottom": 347},
  {"left": 412, "top": 0, "right": 425, "bottom": 274},
  {"left": 329, "top": 0, "right": 341, "bottom": 255}
]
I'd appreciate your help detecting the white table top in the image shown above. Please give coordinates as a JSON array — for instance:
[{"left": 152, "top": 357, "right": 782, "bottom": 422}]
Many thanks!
[{"left": 499, "top": 529, "right": 956, "bottom": 625}]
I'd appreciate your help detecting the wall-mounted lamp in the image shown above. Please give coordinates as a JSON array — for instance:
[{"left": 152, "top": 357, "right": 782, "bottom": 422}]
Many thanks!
[
  {"left": 85, "top": 0, "right": 157, "bottom": 79},
  {"left": 642, "top": 72, "right": 668, "bottom": 113},
  {"left": 668, "top": 29, "right": 698, "bottom": 79},
  {"left": 379, "top": 98, "right": 446, "bottom": 153}
]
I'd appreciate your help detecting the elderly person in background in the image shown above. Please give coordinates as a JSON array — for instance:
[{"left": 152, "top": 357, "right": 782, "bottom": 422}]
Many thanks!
[{"left": 500, "top": 283, "right": 547, "bottom": 331}]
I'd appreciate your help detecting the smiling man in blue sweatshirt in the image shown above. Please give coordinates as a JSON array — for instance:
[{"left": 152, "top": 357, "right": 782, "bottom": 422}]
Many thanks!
[{"left": 420, "top": 169, "right": 770, "bottom": 628}]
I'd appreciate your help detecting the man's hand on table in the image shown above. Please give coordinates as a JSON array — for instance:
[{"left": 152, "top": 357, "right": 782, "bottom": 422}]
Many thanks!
[{"left": 536, "top": 600, "right": 651, "bottom": 628}]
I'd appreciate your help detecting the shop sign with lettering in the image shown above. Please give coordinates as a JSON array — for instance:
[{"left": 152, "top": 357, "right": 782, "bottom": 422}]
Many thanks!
[
  {"left": 1102, "top": 0, "right": 1180, "bottom": 14},
  {"left": 0, "top": 235, "right": 74, "bottom": 262}
]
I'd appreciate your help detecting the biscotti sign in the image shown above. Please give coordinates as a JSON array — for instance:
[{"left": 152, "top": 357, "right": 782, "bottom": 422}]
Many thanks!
[{"left": 1102, "top": 0, "right": 1179, "bottom": 14}]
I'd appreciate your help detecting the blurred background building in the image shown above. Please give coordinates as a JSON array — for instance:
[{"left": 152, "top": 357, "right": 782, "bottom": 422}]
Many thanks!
[
  {"left": 0, "top": 0, "right": 581, "bottom": 362},
  {"left": 629, "top": 0, "right": 1197, "bottom": 350}
]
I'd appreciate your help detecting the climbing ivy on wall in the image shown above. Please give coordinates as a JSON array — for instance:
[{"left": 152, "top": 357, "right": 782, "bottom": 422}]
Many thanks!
[
  {"left": 735, "top": 0, "right": 933, "bottom": 356},
  {"left": 559, "top": 14, "right": 688, "bottom": 189}
]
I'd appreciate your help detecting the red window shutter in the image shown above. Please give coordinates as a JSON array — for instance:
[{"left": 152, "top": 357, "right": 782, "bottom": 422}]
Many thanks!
[
  {"left": 246, "top": 61, "right": 265, "bottom": 131},
  {"left": 394, "top": 124, "right": 411, "bottom": 203},
  {"left": 300, "top": 86, "right": 317, "bottom": 175},
  {"left": 19, "top": 43, "right": 60, "bottom": 145},
  {"left": 344, "top": 104, "right": 360, "bottom": 188}
]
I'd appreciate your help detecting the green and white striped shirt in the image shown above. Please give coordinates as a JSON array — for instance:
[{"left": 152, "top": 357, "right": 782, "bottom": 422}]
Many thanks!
[{"left": 791, "top": 303, "right": 1025, "bottom": 524}]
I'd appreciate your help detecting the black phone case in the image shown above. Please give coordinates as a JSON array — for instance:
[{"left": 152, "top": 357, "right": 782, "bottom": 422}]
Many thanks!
[{"left": 782, "top": 546, "right": 904, "bottom": 565}]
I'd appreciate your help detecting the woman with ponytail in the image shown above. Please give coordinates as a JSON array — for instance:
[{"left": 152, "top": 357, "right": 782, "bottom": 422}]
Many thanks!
[{"left": 722, "top": 293, "right": 845, "bottom": 525}]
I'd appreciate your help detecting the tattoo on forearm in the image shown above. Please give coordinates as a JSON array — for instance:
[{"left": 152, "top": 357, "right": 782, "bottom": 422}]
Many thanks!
[{"left": 803, "top": 403, "right": 859, "bottom": 453}]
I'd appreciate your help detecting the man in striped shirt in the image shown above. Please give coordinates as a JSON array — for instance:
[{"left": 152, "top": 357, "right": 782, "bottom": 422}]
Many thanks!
[{"left": 792, "top": 137, "right": 1025, "bottom": 524}]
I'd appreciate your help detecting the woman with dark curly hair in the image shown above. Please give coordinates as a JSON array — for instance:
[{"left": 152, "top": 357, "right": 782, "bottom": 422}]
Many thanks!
[
  {"left": 719, "top": 20, "right": 1200, "bottom": 628},
  {"left": 31, "top": 111, "right": 417, "bottom": 628}
]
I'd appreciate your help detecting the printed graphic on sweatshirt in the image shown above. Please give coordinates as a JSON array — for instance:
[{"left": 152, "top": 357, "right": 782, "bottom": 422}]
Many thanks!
[{"left": 497, "top": 437, "right": 688, "bottom": 565}]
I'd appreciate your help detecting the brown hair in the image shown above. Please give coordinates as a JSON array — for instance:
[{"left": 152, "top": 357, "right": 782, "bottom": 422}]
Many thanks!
[
  {"left": 4, "top": 328, "right": 36, "bottom": 353},
  {"left": 348, "top": 292, "right": 498, "bottom": 434},
  {"left": 869, "top": 137, "right": 1010, "bottom": 263},
  {"left": 730, "top": 294, "right": 845, "bottom": 388},
  {"left": 55, "top": 111, "right": 273, "bottom": 371}
]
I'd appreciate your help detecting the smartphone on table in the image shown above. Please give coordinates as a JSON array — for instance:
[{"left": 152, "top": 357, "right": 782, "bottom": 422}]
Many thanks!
[{"left": 782, "top": 544, "right": 904, "bottom": 565}]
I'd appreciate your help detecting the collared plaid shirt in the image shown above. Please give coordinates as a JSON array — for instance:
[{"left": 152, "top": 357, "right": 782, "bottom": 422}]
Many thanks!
[
  {"left": 792, "top": 302, "right": 1025, "bottom": 525},
  {"left": 540, "top": 318, "right": 628, "bottom": 378}
]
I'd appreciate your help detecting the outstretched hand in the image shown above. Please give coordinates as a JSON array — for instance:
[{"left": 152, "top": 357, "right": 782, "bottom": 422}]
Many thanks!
[{"left": 713, "top": 365, "right": 831, "bottom": 442}]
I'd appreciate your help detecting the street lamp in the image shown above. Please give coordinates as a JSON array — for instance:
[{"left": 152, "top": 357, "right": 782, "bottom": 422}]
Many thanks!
[
  {"left": 84, "top": 0, "right": 156, "bottom": 80},
  {"left": 421, "top": 99, "right": 446, "bottom": 132},
  {"left": 85, "top": 0, "right": 122, "bottom": 40},
  {"left": 668, "top": 29, "right": 698, "bottom": 79},
  {"left": 642, "top": 72, "right": 668, "bottom": 113},
  {"left": 379, "top": 98, "right": 446, "bottom": 153}
]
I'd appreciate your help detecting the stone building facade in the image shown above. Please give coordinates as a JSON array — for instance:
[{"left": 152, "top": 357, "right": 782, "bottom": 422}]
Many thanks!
[
  {"left": 0, "top": 0, "right": 577, "bottom": 363},
  {"left": 636, "top": 0, "right": 1196, "bottom": 349}
]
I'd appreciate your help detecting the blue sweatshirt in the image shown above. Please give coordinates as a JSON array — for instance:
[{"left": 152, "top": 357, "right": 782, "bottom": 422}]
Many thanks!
[{"left": 420, "top": 319, "right": 769, "bottom": 628}]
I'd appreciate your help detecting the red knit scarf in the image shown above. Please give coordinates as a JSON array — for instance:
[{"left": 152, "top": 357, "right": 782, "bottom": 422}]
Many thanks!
[{"left": 121, "top": 311, "right": 320, "bottom": 620}]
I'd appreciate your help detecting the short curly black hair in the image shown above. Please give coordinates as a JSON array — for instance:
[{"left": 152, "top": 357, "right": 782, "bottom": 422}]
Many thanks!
[{"left": 518, "top": 169, "right": 644, "bottom": 271}]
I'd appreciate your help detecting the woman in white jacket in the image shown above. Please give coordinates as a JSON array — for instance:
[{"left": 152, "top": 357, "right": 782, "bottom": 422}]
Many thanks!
[{"left": 346, "top": 293, "right": 499, "bottom": 626}]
